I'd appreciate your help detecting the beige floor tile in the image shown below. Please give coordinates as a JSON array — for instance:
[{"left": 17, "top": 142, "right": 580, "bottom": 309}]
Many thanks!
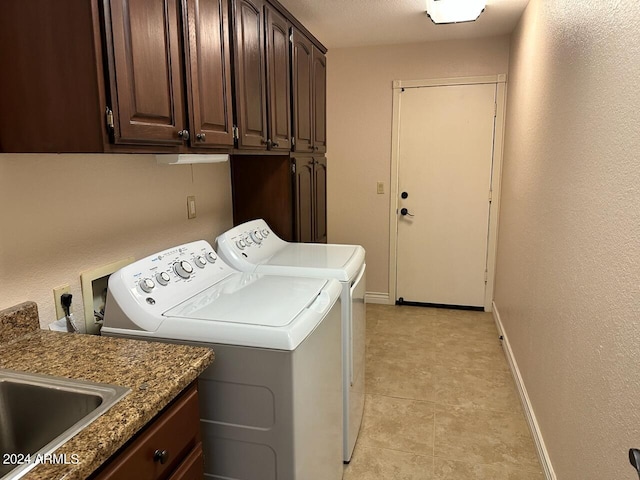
[
  {"left": 359, "top": 394, "right": 435, "bottom": 456},
  {"left": 350, "top": 304, "right": 544, "bottom": 479},
  {"left": 433, "top": 365, "right": 520, "bottom": 411},
  {"left": 368, "top": 332, "right": 435, "bottom": 361},
  {"left": 435, "top": 312, "right": 499, "bottom": 341},
  {"left": 434, "top": 404, "right": 540, "bottom": 469},
  {"left": 433, "top": 458, "right": 545, "bottom": 480},
  {"left": 374, "top": 313, "right": 437, "bottom": 338},
  {"left": 366, "top": 350, "right": 435, "bottom": 401},
  {"left": 344, "top": 445, "right": 434, "bottom": 480},
  {"left": 434, "top": 335, "right": 509, "bottom": 371}
]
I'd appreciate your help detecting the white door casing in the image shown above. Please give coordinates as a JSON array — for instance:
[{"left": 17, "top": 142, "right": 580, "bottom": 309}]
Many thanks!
[{"left": 389, "top": 75, "right": 507, "bottom": 311}]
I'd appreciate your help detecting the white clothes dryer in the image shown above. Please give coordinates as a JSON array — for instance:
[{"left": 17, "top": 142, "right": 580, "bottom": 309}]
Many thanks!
[
  {"left": 102, "top": 240, "right": 343, "bottom": 480},
  {"left": 216, "top": 218, "right": 366, "bottom": 462}
]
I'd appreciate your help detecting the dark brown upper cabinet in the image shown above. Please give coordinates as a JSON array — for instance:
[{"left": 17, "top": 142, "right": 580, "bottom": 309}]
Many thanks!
[
  {"left": 106, "top": 0, "right": 234, "bottom": 149},
  {"left": 291, "top": 29, "right": 326, "bottom": 154},
  {"left": 312, "top": 46, "right": 327, "bottom": 154},
  {"left": 183, "top": 0, "right": 235, "bottom": 148},
  {"left": 231, "top": 0, "right": 290, "bottom": 151},
  {"left": 0, "top": 0, "right": 233, "bottom": 153},
  {"left": 265, "top": 5, "right": 292, "bottom": 151},
  {"left": 105, "top": 0, "right": 187, "bottom": 146}
]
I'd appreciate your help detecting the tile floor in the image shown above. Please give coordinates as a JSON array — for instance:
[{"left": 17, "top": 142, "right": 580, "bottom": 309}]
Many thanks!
[{"left": 343, "top": 304, "right": 544, "bottom": 480}]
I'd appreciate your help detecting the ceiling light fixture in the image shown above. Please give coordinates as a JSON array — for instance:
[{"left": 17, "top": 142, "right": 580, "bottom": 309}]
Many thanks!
[{"left": 426, "top": 0, "right": 486, "bottom": 24}]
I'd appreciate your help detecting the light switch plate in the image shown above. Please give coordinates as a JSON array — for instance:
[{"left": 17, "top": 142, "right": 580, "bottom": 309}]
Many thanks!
[
  {"left": 187, "top": 195, "right": 196, "bottom": 219},
  {"left": 377, "top": 181, "right": 385, "bottom": 194}
]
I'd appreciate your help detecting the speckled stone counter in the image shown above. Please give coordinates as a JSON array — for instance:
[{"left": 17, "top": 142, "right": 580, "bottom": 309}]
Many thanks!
[
  {"left": 0, "top": 306, "right": 214, "bottom": 480},
  {"left": 0, "top": 301, "right": 40, "bottom": 342}
]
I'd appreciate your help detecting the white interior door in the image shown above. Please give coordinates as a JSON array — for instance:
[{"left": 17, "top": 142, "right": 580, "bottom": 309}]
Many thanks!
[{"left": 396, "top": 83, "right": 496, "bottom": 308}]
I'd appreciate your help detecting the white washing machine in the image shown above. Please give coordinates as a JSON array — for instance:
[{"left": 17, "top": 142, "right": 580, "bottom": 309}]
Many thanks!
[
  {"left": 216, "top": 219, "right": 366, "bottom": 462},
  {"left": 102, "top": 240, "right": 343, "bottom": 480}
]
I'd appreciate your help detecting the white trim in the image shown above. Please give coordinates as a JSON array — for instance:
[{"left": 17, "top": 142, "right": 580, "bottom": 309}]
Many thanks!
[
  {"left": 393, "top": 74, "right": 506, "bottom": 90},
  {"left": 492, "top": 302, "right": 556, "bottom": 480},
  {"left": 389, "top": 74, "right": 507, "bottom": 310},
  {"left": 364, "top": 292, "right": 392, "bottom": 305},
  {"left": 483, "top": 80, "right": 507, "bottom": 310}
]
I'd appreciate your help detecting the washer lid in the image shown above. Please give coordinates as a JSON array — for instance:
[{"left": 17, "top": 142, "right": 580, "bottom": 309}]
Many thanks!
[
  {"left": 258, "top": 244, "right": 365, "bottom": 282},
  {"left": 164, "top": 273, "right": 327, "bottom": 326}
]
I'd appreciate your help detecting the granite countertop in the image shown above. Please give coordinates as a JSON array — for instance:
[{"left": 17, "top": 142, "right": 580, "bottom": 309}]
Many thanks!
[{"left": 0, "top": 302, "right": 214, "bottom": 480}]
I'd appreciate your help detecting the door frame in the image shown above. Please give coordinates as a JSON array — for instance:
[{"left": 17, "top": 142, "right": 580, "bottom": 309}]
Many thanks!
[{"left": 388, "top": 74, "right": 507, "bottom": 311}]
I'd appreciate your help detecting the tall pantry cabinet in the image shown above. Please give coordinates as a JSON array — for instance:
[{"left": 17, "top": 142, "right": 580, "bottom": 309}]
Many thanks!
[{"left": 229, "top": 1, "right": 328, "bottom": 243}]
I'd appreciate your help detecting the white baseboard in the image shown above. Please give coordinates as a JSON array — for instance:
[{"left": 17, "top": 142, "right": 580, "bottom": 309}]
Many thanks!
[
  {"left": 492, "top": 302, "right": 556, "bottom": 480},
  {"left": 365, "top": 292, "right": 392, "bottom": 304}
]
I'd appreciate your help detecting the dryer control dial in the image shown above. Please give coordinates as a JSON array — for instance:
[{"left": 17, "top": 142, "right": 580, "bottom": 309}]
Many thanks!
[
  {"left": 155, "top": 271, "right": 171, "bottom": 286},
  {"left": 174, "top": 260, "right": 194, "bottom": 279},
  {"left": 194, "top": 256, "right": 207, "bottom": 268},
  {"left": 139, "top": 278, "right": 155, "bottom": 293}
]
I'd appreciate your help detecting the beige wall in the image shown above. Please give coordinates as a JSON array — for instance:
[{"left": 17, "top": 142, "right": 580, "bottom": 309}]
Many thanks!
[
  {"left": 326, "top": 37, "right": 510, "bottom": 298},
  {"left": 0, "top": 154, "right": 233, "bottom": 328},
  {"left": 494, "top": 0, "right": 640, "bottom": 478}
]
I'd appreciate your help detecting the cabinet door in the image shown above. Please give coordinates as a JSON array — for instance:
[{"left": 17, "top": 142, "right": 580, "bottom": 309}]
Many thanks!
[
  {"left": 313, "top": 157, "right": 327, "bottom": 243},
  {"left": 184, "top": 0, "right": 234, "bottom": 147},
  {"left": 107, "top": 0, "right": 186, "bottom": 145},
  {"left": 312, "top": 46, "right": 327, "bottom": 154},
  {"left": 265, "top": 6, "right": 291, "bottom": 151},
  {"left": 232, "top": 0, "right": 268, "bottom": 148},
  {"left": 291, "top": 30, "right": 313, "bottom": 153},
  {"left": 293, "top": 157, "right": 314, "bottom": 242}
]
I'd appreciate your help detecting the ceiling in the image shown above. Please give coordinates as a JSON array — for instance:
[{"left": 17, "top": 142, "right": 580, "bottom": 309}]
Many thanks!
[{"left": 277, "top": 0, "right": 530, "bottom": 49}]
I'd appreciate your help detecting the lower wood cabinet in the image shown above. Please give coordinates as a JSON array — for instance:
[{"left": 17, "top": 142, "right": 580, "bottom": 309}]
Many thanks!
[
  {"left": 230, "top": 155, "right": 327, "bottom": 243},
  {"left": 90, "top": 382, "right": 202, "bottom": 480}
]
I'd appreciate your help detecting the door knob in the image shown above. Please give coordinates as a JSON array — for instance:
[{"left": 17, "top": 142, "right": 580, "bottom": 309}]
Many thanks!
[
  {"left": 401, "top": 192, "right": 409, "bottom": 199},
  {"left": 177, "top": 129, "right": 190, "bottom": 141},
  {"left": 196, "top": 133, "right": 206, "bottom": 141},
  {"left": 400, "top": 208, "right": 414, "bottom": 217}
]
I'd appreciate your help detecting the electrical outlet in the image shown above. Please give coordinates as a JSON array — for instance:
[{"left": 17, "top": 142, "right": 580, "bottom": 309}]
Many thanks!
[
  {"left": 53, "top": 284, "right": 71, "bottom": 319},
  {"left": 377, "top": 181, "right": 385, "bottom": 194},
  {"left": 187, "top": 195, "right": 196, "bottom": 219}
]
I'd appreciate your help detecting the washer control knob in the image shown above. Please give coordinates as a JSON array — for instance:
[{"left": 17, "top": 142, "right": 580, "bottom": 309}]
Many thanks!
[
  {"left": 139, "top": 278, "right": 155, "bottom": 293},
  {"left": 155, "top": 271, "right": 171, "bottom": 286},
  {"left": 244, "top": 235, "right": 253, "bottom": 246},
  {"left": 205, "top": 251, "right": 217, "bottom": 263},
  {"left": 194, "top": 256, "right": 207, "bottom": 268},
  {"left": 174, "top": 260, "right": 194, "bottom": 279},
  {"left": 250, "top": 229, "right": 263, "bottom": 243},
  {"left": 261, "top": 229, "right": 269, "bottom": 237},
  {"left": 236, "top": 239, "right": 246, "bottom": 250}
]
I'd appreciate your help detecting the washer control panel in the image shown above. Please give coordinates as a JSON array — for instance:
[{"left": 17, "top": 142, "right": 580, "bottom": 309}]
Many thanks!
[{"left": 109, "top": 240, "right": 237, "bottom": 315}]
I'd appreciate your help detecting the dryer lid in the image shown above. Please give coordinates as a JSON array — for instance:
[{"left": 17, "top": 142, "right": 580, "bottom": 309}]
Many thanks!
[{"left": 257, "top": 244, "right": 365, "bottom": 282}]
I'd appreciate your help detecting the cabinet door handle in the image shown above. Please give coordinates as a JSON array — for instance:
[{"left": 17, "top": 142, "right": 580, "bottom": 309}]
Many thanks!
[
  {"left": 272, "top": 141, "right": 279, "bottom": 148},
  {"left": 196, "top": 133, "right": 206, "bottom": 141},
  {"left": 178, "top": 130, "right": 190, "bottom": 141},
  {"left": 153, "top": 449, "right": 169, "bottom": 464}
]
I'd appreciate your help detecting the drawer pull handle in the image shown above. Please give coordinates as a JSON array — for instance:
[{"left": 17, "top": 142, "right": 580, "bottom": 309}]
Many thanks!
[{"left": 153, "top": 449, "right": 169, "bottom": 464}]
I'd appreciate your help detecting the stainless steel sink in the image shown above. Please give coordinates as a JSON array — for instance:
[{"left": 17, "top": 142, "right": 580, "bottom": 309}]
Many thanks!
[{"left": 0, "top": 369, "right": 129, "bottom": 479}]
